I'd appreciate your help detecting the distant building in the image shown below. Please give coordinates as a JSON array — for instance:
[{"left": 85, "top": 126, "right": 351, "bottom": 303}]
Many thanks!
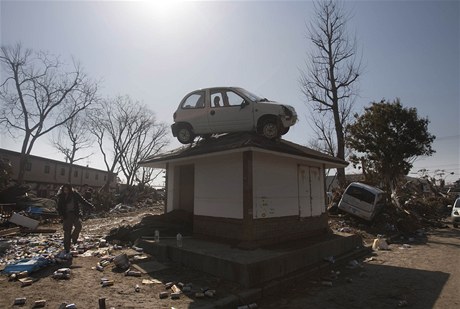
[{"left": 0, "top": 148, "right": 116, "bottom": 197}]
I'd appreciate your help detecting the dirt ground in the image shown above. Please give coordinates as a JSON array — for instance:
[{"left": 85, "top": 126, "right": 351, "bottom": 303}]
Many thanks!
[
  {"left": 1, "top": 206, "right": 241, "bottom": 308},
  {"left": 1, "top": 206, "right": 460, "bottom": 308},
  {"left": 258, "top": 223, "right": 460, "bottom": 309}
]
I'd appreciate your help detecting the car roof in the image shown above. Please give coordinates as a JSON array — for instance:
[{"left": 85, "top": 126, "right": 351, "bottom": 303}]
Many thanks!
[
  {"left": 181, "top": 87, "right": 240, "bottom": 99},
  {"left": 194, "top": 87, "right": 241, "bottom": 92},
  {"left": 346, "top": 182, "right": 385, "bottom": 194}
]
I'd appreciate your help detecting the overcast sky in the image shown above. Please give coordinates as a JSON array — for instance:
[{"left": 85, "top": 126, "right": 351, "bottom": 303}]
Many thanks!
[{"left": 1, "top": 0, "right": 459, "bottom": 183}]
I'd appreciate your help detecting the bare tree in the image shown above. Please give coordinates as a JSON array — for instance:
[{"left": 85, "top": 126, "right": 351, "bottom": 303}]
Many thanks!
[
  {"left": 51, "top": 112, "right": 94, "bottom": 183},
  {"left": 136, "top": 168, "right": 163, "bottom": 191},
  {"left": 300, "top": 0, "right": 361, "bottom": 187},
  {"left": 118, "top": 106, "right": 168, "bottom": 187},
  {"left": 0, "top": 44, "right": 98, "bottom": 183},
  {"left": 89, "top": 95, "right": 168, "bottom": 191},
  {"left": 307, "top": 111, "right": 337, "bottom": 156}
]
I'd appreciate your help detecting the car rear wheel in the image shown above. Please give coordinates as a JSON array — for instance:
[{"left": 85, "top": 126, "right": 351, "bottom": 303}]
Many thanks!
[
  {"left": 259, "top": 118, "right": 280, "bottom": 139},
  {"left": 177, "top": 125, "right": 195, "bottom": 144}
]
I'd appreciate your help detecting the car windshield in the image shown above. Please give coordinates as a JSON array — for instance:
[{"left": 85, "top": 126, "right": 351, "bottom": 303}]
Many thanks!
[
  {"left": 454, "top": 198, "right": 460, "bottom": 208},
  {"left": 235, "top": 88, "right": 264, "bottom": 102}
]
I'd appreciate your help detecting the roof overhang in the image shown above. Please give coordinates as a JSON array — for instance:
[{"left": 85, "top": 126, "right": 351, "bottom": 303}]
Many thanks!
[{"left": 139, "top": 133, "right": 348, "bottom": 170}]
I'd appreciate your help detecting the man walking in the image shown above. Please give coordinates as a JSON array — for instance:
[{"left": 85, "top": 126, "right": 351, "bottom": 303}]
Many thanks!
[{"left": 57, "top": 184, "right": 94, "bottom": 253}]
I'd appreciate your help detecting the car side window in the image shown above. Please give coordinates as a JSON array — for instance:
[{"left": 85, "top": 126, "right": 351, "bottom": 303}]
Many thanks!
[
  {"left": 181, "top": 92, "right": 205, "bottom": 109},
  {"left": 211, "top": 92, "right": 224, "bottom": 108},
  {"left": 225, "top": 91, "right": 246, "bottom": 107}
]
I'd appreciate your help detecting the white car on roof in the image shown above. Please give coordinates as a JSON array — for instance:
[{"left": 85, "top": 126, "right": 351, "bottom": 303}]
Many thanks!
[{"left": 171, "top": 87, "right": 297, "bottom": 144}]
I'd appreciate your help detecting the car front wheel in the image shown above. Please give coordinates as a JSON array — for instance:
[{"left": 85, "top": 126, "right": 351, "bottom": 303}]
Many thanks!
[
  {"left": 260, "top": 118, "right": 280, "bottom": 139},
  {"left": 177, "top": 126, "right": 195, "bottom": 144}
]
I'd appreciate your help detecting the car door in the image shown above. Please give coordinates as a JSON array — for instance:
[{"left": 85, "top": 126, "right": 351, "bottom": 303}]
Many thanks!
[
  {"left": 207, "top": 89, "right": 254, "bottom": 133},
  {"left": 178, "top": 90, "right": 209, "bottom": 134}
]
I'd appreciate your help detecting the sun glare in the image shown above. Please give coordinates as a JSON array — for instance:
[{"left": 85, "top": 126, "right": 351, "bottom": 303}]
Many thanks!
[{"left": 146, "top": 0, "right": 183, "bottom": 19}]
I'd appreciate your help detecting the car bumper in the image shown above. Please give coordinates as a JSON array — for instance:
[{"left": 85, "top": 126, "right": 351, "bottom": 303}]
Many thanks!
[
  {"left": 280, "top": 115, "right": 298, "bottom": 128},
  {"left": 452, "top": 216, "right": 460, "bottom": 223}
]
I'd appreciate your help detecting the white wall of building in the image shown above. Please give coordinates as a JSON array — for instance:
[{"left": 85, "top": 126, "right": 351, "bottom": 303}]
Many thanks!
[
  {"left": 194, "top": 153, "right": 243, "bottom": 219},
  {"left": 165, "top": 151, "right": 327, "bottom": 220},
  {"left": 253, "top": 152, "right": 299, "bottom": 218},
  {"left": 253, "top": 152, "right": 325, "bottom": 219}
]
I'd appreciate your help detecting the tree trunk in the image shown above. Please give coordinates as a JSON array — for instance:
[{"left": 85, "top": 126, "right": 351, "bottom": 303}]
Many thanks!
[
  {"left": 68, "top": 164, "right": 73, "bottom": 184},
  {"left": 332, "top": 96, "right": 346, "bottom": 188},
  {"left": 17, "top": 153, "right": 27, "bottom": 184},
  {"left": 102, "top": 171, "right": 114, "bottom": 192},
  {"left": 17, "top": 134, "right": 32, "bottom": 184}
]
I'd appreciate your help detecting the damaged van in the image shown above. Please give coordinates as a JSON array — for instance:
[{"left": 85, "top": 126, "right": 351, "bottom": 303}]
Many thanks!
[{"left": 338, "top": 182, "right": 385, "bottom": 221}]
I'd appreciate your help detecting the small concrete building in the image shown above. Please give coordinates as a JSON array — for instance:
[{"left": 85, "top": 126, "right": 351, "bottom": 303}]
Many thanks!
[{"left": 140, "top": 133, "right": 347, "bottom": 248}]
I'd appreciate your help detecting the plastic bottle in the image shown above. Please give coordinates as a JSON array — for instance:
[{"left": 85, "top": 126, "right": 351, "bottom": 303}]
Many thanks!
[
  {"left": 154, "top": 230, "right": 160, "bottom": 243},
  {"left": 176, "top": 233, "right": 183, "bottom": 248}
]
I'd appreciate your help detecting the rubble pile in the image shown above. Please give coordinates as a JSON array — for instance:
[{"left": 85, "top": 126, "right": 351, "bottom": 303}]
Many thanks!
[
  {"left": 0, "top": 233, "right": 115, "bottom": 276},
  {"left": 109, "top": 204, "right": 134, "bottom": 214},
  {"left": 0, "top": 184, "right": 59, "bottom": 224},
  {"left": 402, "top": 196, "right": 451, "bottom": 221},
  {"left": 330, "top": 192, "right": 452, "bottom": 239},
  {"left": 134, "top": 197, "right": 163, "bottom": 209},
  {"left": 1, "top": 234, "right": 63, "bottom": 274},
  {"left": 107, "top": 209, "right": 193, "bottom": 243}
]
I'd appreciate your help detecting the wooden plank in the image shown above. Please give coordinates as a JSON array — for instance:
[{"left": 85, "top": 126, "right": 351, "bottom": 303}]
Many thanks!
[
  {"left": 0, "top": 227, "right": 20, "bottom": 236},
  {"left": 132, "top": 261, "right": 168, "bottom": 274},
  {"left": 22, "top": 228, "right": 57, "bottom": 234}
]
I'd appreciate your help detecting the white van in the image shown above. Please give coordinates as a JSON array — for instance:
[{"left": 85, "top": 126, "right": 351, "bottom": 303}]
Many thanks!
[
  {"left": 451, "top": 198, "right": 460, "bottom": 228},
  {"left": 338, "top": 182, "right": 386, "bottom": 221}
]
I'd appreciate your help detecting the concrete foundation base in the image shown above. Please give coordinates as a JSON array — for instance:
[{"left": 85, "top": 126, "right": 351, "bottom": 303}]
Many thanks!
[{"left": 138, "top": 232, "right": 363, "bottom": 288}]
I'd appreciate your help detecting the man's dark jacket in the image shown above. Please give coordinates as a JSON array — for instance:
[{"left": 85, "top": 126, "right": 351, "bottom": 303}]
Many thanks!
[{"left": 57, "top": 191, "right": 93, "bottom": 218}]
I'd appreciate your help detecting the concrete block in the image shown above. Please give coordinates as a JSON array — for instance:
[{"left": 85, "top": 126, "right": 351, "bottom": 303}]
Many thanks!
[
  {"left": 237, "top": 288, "right": 262, "bottom": 304},
  {"left": 262, "top": 280, "right": 281, "bottom": 297},
  {"left": 9, "top": 213, "right": 39, "bottom": 229}
]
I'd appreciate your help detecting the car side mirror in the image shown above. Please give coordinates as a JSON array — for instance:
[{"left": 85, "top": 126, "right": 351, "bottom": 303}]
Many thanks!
[{"left": 240, "top": 100, "right": 249, "bottom": 109}]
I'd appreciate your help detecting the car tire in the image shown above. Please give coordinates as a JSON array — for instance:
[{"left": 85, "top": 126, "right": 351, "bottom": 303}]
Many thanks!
[
  {"left": 259, "top": 118, "right": 280, "bottom": 139},
  {"left": 177, "top": 125, "right": 195, "bottom": 144}
]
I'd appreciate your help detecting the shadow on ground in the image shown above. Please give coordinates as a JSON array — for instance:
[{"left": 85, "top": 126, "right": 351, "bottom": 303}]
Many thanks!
[{"left": 259, "top": 254, "right": 450, "bottom": 309}]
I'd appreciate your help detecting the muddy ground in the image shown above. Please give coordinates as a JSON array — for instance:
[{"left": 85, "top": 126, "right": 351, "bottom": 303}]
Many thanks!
[{"left": 1, "top": 205, "right": 460, "bottom": 308}]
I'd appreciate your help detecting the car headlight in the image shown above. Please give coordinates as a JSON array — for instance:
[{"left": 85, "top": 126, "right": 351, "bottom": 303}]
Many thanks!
[{"left": 281, "top": 105, "right": 293, "bottom": 119}]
